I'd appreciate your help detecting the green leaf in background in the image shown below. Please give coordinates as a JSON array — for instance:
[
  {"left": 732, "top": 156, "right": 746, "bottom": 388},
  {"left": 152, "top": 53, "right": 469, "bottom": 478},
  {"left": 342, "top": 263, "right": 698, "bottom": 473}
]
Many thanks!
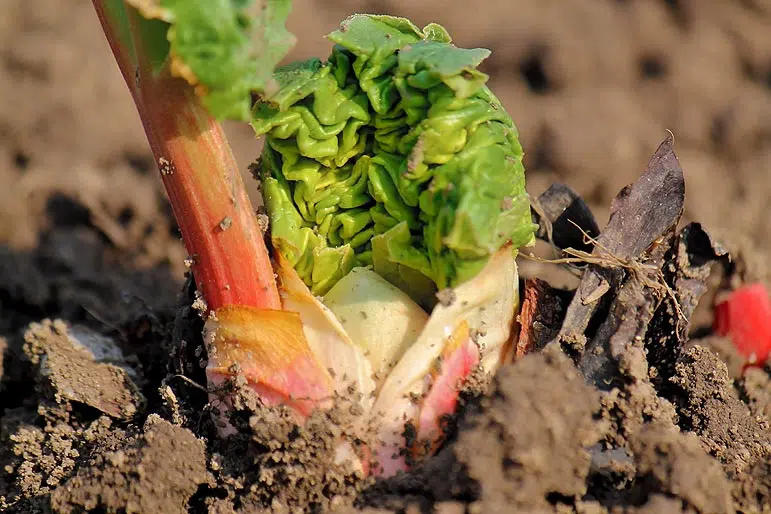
[
  {"left": 254, "top": 14, "right": 537, "bottom": 301},
  {"left": 127, "top": 0, "right": 296, "bottom": 121}
]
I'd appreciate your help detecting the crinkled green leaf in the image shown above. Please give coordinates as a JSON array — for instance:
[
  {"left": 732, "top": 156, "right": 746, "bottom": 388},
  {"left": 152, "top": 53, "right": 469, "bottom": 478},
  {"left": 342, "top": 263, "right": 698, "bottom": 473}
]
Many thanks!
[
  {"left": 397, "top": 41, "right": 491, "bottom": 98},
  {"left": 259, "top": 147, "right": 358, "bottom": 295},
  {"left": 254, "top": 14, "right": 536, "bottom": 300},
  {"left": 327, "top": 15, "right": 423, "bottom": 59},
  {"left": 128, "top": 0, "right": 296, "bottom": 121}
]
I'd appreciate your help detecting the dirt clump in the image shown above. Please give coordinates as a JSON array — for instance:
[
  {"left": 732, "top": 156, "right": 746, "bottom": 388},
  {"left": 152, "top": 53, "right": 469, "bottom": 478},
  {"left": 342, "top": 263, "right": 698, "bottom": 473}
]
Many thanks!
[
  {"left": 670, "top": 346, "right": 771, "bottom": 513},
  {"left": 456, "top": 348, "right": 604, "bottom": 513},
  {"left": 685, "top": 335, "right": 746, "bottom": 380},
  {"left": 671, "top": 346, "right": 771, "bottom": 476},
  {"left": 629, "top": 424, "right": 733, "bottom": 514},
  {"left": 202, "top": 381, "right": 372, "bottom": 513},
  {"left": 23, "top": 319, "right": 144, "bottom": 420},
  {"left": 360, "top": 348, "right": 604, "bottom": 514},
  {"left": 0, "top": 408, "right": 83, "bottom": 512},
  {"left": 51, "top": 414, "right": 209, "bottom": 514},
  {"left": 0, "top": 204, "right": 769, "bottom": 513}
]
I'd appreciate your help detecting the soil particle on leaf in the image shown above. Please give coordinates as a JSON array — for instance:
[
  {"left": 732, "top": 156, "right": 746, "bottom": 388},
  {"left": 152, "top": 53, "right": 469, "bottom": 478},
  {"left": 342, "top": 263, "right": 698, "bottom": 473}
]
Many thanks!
[
  {"left": 435, "top": 288, "right": 456, "bottom": 307},
  {"left": 50, "top": 414, "right": 210, "bottom": 514}
]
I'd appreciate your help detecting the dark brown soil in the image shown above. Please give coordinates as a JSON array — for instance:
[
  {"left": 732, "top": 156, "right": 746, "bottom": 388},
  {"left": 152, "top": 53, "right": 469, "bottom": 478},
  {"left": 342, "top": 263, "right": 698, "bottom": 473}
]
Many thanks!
[{"left": 2, "top": 0, "right": 771, "bottom": 513}]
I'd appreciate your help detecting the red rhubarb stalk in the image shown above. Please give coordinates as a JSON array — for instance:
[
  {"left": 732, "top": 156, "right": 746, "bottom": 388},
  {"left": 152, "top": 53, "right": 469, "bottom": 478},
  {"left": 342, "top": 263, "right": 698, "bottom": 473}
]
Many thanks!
[
  {"left": 92, "top": 1, "right": 279, "bottom": 312},
  {"left": 92, "top": 1, "right": 334, "bottom": 419}
]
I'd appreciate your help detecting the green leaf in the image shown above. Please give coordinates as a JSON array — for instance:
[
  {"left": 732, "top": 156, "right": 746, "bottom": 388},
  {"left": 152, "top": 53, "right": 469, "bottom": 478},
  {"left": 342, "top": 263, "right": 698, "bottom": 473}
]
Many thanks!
[
  {"left": 259, "top": 143, "right": 360, "bottom": 296},
  {"left": 371, "top": 222, "right": 437, "bottom": 311},
  {"left": 327, "top": 15, "right": 423, "bottom": 59},
  {"left": 397, "top": 41, "right": 491, "bottom": 98},
  {"left": 255, "top": 14, "right": 537, "bottom": 300},
  {"left": 127, "top": 0, "right": 296, "bottom": 121}
]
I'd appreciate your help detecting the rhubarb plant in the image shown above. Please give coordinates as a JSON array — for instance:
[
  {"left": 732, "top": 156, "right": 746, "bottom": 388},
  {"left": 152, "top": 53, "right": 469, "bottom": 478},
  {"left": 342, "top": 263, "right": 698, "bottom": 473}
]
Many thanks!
[{"left": 92, "top": 0, "right": 536, "bottom": 477}]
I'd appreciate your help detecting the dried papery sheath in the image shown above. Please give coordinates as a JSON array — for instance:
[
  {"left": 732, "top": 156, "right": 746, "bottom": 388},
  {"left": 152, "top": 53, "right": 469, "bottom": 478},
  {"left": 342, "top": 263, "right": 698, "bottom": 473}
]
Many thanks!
[{"left": 252, "top": 14, "right": 536, "bottom": 304}]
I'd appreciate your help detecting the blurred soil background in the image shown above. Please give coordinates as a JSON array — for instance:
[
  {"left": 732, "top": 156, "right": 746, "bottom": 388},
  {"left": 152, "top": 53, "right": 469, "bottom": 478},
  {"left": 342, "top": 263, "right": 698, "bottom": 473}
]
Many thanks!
[{"left": 2, "top": 0, "right": 771, "bottom": 284}]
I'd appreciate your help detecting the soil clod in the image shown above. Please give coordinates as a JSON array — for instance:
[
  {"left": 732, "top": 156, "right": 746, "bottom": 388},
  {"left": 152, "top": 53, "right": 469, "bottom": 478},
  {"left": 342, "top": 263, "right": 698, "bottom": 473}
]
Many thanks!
[
  {"left": 23, "top": 319, "right": 145, "bottom": 420},
  {"left": 50, "top": 415, "right": 209, "bottom": 514}
]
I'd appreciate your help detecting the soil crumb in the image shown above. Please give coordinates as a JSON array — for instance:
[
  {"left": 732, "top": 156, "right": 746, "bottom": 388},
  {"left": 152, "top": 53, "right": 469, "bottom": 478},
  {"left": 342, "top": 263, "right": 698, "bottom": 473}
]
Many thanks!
[
  {"left": 685, "top": 335, "right": 746, "bottom": 380},
  {"left": 203, "top": 379, "right": 372, "bottom": 513}
]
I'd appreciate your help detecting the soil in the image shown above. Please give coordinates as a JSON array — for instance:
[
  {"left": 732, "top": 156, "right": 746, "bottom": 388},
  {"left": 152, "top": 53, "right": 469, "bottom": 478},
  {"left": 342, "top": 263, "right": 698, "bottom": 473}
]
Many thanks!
[{"left": 2, "top": 0, "right": 771, "bottom": 513}]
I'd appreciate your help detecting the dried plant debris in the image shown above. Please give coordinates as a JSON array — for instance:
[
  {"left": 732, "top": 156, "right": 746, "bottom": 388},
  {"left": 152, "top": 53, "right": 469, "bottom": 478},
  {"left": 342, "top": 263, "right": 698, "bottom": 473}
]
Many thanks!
[
  {"left": 516, "top": 278, "right": 572, "bottom": 358},
  {"left": 529, "top": 136, "right": 727, "bottom": 398},
  {"left": 549, "top": 134, "right": 686, "bottom": 355},
  {"left": 645, "top": 224, "right": 730, "bottom": 384},
  {"left": 488, "top": 135, "right": 768, "bottom": 514},
  {"left": 532, "top": 182, "right": 600, "bottom": 256}
]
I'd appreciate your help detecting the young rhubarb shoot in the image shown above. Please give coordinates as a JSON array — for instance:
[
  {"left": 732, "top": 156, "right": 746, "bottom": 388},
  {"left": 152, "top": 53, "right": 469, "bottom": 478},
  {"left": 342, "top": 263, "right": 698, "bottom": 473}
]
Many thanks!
[
  {"left": 253, "top": 15, "right": 536, "bottom": 473},
  {"left": 94, "top": 2, "right": 538, "bottom": 477},
  {"left": 253, "top": 15, "right": 535, "bottom": 304}
]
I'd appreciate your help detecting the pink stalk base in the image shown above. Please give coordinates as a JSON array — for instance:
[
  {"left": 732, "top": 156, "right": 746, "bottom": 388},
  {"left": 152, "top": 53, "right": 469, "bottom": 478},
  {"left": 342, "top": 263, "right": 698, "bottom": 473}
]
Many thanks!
[
  {"left": 92, "top": 1, "right": 280, "bottom": 313},
  {"left": 374, "top": 324, "right": 481, "bottom": 477}
]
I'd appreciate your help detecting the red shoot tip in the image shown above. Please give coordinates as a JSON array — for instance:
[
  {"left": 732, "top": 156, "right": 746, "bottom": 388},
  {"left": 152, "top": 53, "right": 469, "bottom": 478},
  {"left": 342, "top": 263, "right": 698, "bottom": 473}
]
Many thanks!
[{"left": 713, "top": 282, "right": 771, "bottom": 367}]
